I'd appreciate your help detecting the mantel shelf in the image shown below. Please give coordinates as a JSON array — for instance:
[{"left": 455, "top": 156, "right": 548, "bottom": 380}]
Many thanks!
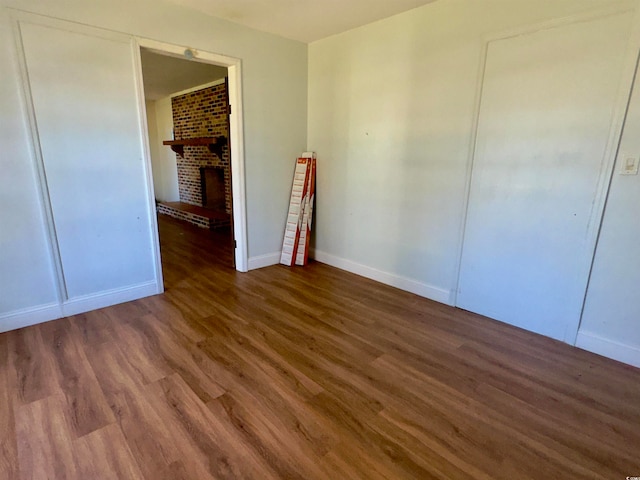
[{"left": 163, "top": 136, "right": 227, "bottom": 158}]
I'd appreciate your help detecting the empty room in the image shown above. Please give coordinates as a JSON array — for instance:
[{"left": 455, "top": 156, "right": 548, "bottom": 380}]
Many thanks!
[{"left": 1, "top": 0, "right": 639, "bottom": 478}]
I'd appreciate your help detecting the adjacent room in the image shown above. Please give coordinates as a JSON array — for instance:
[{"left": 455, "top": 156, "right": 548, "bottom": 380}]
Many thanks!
[
  {"left": 1, "top": 0, "right": 639, "bottom": 478},
  {"left": 140, "top": 49, "right": 237, "bottom": 269}
]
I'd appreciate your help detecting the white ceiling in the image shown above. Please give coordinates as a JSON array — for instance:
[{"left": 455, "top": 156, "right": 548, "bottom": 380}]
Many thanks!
[
  {"left": 140, "top": 49, "right": 228, "bottom": 100},
  {"left": 167, "top": 0, "right": 437, "bottom": 43}
]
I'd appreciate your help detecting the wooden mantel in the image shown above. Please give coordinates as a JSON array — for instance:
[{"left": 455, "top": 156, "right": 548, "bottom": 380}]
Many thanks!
[{"left": 163, "top": 135, "right": 227, "bottom": 158}]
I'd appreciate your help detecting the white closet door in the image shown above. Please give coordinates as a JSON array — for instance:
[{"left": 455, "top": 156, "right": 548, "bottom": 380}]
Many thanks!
[
  {"left": 457, "top": 13, "right": 631, "bottom": 342},
  {"left": 19, "top": 21, "right": 156, "bottom": 300}
]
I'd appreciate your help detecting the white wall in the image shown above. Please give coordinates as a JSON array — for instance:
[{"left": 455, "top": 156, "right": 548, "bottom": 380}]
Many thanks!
[
  {"left": 4, "top": 0, "right": 640, "bottom": 368},
  {"left": 20, "top": 19, "right": 158, "bottom": 303},
  {"left": 145, "top": 100, "right": 162, "bottom": 199},
  {"left": 1, "top": 0, "right": 307, "bottom": 250},
  {"left": 0, "top": 11, "right": 59, "bottom": 321},
  {"left": 578, "top": 63, "right": 640, "bottom": 368},
  {"left": 146, "top": 97, "right": 179, "bottom": 202},
  {"left": 308, "top": 0, "right": 637, "bottom": 304},
  {"left": 456, "top": 11, "right": 632, "bottom": 343},
  {"left": 0, "top": 0, "right": 307, "bottom": 326},
  {"left": 154, "top": 97, "right": 180, "bottom": 202}
]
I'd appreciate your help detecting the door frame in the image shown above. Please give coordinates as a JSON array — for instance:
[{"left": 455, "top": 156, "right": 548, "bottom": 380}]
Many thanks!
[
  {"left": 451, "top": 4, "right": 640, "bottom": 344},
  {"left": 133, "top": 38, "right": 249, "bottom": 274}
]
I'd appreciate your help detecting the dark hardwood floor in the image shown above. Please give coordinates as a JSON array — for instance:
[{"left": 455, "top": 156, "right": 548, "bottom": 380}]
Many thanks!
[{"left": 1, "top": 214, "right": 640, "bottom": 479}]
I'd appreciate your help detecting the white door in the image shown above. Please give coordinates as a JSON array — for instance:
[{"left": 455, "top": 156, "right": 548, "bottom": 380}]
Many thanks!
[
  {"left": 19, "top": 20, "right": 157, "bottom": 301},
  {"left": 457, "top": 13, "right": 632, "bottom": 342}
]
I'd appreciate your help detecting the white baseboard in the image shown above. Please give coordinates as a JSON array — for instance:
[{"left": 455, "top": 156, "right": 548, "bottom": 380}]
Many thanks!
[
  {"left": 0, "top": 280, "right": 160, "bottom": 333},
  {"left": 248, "top": 252, "right": 281, "bottom": 270},
  {"left": 575, "top": 330, "right": 640, "bottom": 369},
  {"left": 311, "top": 249, "right": 453, "bottom": 305},
  {"left": 0, "top": 303, "right": 63, "bottom": 333},
  {"left": 62, "top": 280, "right": 160, "bottom": 317}
]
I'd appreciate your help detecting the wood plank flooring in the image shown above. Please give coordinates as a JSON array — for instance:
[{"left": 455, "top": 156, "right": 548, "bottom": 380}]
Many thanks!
[{"left": 1, "top": 214, "right": 640, "bottom": 479}]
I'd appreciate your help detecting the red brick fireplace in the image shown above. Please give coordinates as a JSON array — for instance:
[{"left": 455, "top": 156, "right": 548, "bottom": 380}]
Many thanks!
[{"left": 158, "top": 80, "right": 232, "bottom": 229}]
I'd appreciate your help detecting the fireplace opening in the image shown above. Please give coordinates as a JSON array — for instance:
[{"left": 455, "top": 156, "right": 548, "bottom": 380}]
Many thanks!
[{"left": 200, "top": 166, "right": 226, "bottom": 211}]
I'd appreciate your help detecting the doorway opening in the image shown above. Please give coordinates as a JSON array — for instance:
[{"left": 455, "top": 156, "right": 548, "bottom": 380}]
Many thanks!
[{"left": 135, "top": 40, "right": 248, "bottom": 282}]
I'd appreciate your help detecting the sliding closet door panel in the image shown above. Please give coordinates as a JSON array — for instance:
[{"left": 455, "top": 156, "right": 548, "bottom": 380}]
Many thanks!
[
  {"left": 457, "top": 13, "right": 631, "bottom": 341},
  {"left": 20, "top": 22, "right": 155, "bottom": 299}
]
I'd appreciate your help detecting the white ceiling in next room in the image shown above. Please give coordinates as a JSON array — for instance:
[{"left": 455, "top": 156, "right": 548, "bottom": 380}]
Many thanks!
[{"left": 140, "top": 49, "right": 228, "bottom": 100}]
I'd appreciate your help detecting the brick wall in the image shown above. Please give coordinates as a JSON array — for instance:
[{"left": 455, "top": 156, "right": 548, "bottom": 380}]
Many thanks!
[{"left": 171, "top": 81, "right": 231, "bottom": 213}]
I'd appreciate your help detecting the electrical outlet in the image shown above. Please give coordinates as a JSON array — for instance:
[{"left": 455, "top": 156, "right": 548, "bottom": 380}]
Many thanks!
[{"left": 620, "top": 155, "right": 639, "bottom": 175}]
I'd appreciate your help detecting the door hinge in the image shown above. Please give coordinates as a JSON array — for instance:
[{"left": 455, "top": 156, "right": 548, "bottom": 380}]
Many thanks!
[{"left": 234, "top": 240, "right": 237, "bottom": 249}]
